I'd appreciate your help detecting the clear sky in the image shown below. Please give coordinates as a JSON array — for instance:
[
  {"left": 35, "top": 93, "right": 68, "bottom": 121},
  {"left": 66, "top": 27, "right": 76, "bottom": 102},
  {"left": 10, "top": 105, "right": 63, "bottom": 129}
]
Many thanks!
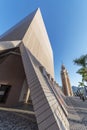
[{"left": 0, "top": 0, "right": 87, "bottom": 86}]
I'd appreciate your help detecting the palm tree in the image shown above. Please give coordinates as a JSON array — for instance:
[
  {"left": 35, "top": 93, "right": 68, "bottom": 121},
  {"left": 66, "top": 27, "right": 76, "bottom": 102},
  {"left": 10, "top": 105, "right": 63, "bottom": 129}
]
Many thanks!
[
  {"left": 78, "top": 81, "right": 84, "bottom": 87},
  {"left": 73, "top": 54, "right": 87, "bottom": 84},
  {"left": 73, "top": 54, "right": 87, "bottom": 67},
  {"left": 77, "top": 67, "right": 87, "bottom": 82}
]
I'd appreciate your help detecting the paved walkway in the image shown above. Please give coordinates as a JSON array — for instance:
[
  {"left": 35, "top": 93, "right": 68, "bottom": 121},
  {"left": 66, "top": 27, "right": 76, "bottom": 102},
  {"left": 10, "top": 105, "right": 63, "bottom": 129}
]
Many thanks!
[
  {"left": 0, "top": 97, "right": 87, "bottom": 130},
  {"left": 0, "top": 108, "right": 38, "bottom": 130},
  {"left": 66, "top": 96, "right": 87, "bottom": 130}
]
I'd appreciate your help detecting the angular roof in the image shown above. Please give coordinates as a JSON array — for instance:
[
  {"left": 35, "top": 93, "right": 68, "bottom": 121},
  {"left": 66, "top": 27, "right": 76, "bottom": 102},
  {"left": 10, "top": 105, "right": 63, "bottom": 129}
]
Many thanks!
[
  {"left": 0, "top": 8, "right": 54, "bottom": 78},
  {"left": 0, "top": 9, "right": 38, "bottom": 41}
]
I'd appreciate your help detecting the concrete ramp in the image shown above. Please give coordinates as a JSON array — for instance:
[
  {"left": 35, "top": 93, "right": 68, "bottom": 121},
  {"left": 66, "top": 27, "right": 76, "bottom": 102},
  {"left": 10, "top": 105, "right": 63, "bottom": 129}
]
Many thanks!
[{"left": 20, "top": 44, "right": 69, "bottom": 130}]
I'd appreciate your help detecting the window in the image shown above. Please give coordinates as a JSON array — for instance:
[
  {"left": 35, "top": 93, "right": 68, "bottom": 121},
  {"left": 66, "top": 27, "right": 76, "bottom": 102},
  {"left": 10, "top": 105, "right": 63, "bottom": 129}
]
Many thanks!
[{"left": 0, "top": 84, "right": 11, "bottom": 103}]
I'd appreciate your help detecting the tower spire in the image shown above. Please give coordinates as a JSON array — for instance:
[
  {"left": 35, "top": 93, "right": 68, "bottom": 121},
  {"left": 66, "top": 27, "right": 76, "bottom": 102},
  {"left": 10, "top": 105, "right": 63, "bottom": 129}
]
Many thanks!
[{"left": 61, "top": 64, "right": 73, "bottom": 96}]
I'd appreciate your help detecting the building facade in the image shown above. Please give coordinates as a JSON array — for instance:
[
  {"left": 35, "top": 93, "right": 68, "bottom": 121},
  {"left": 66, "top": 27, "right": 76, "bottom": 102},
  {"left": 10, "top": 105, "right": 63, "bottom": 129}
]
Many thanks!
[{"left": 0, "top": 9, "right": 69, "bottom": 130}]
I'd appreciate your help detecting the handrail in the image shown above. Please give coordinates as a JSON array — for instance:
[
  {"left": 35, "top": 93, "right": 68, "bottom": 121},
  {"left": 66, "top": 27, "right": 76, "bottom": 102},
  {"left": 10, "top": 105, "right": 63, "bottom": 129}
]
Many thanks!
[
  {"left": 39, "top": 66, "right": 68, "bottom": 117},
  {"left": 44, "top": 75, "right": 68, "bottom": 117}
]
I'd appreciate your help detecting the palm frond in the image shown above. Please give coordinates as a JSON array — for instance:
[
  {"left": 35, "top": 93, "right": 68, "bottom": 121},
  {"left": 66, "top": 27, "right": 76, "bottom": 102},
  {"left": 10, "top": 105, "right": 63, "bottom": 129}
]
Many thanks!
[{"left": 73, "top": 54, "right": 87, "bottom": 67}]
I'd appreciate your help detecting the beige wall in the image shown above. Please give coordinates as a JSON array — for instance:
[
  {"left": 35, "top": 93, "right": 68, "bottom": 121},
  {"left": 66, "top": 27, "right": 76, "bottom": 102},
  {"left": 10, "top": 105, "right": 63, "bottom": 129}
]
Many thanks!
[
  {"left": 23, "top": 9, "right": 54, "bottom": 78},
  {"left": 0, "top": 54, "right": 25, "bottom": 107}
]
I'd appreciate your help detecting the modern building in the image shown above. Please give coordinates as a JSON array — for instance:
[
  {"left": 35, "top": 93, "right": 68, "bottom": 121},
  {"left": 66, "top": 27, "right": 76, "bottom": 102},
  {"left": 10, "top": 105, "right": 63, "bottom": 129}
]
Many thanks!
[
  {"left": 61, "top": 64, "right": 73, "bottom": 96},
  {"left": 0, "top": 8, "right": 69, "bottom": 130}
]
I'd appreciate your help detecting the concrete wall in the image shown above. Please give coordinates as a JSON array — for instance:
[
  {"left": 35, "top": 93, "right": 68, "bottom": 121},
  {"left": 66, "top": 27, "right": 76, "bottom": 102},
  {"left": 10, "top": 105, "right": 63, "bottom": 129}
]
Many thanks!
[
  {"left": 23, "top": 9, "right": 54, "bottom": 78},
  {"left": 0, "top": 54, "right": 25, "bottom": 107},
  {"left": 0, "top": 41, "right": 21, "bottom": 51},
  {"left": 19, "top": 79, "right": 30, "bottom": 103}
]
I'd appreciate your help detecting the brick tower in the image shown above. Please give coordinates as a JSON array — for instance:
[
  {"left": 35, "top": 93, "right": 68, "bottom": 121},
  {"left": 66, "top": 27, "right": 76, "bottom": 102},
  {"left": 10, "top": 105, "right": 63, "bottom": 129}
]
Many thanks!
[{"left": 61, "top": 64, "right": 73, "bottom": 96}]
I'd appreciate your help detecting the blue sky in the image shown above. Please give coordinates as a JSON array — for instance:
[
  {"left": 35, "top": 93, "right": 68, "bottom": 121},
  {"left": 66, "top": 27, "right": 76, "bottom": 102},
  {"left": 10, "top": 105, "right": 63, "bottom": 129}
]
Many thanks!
[{"left": 0, "top": 0, "right": 87, "bottom": 86}]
